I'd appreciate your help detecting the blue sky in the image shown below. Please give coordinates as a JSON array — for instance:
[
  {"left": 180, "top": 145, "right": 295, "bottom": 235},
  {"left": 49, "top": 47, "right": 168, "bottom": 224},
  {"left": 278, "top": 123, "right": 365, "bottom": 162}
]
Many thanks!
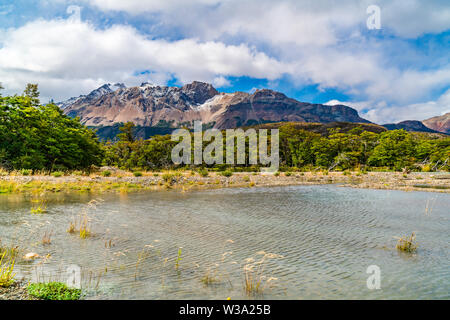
[{"left": 0, "top": 0, "right": 449, "bottom": 123}]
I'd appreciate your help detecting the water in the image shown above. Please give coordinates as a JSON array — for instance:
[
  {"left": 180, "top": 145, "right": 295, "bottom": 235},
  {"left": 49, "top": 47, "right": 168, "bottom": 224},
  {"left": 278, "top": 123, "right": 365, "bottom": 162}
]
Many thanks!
[{"left": 0, "top": 185, "right": 449, "bottom": 299}]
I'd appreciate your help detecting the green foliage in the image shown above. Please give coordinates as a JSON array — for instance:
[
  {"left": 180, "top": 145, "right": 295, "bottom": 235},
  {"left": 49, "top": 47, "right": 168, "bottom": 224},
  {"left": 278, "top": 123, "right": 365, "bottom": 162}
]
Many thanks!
[
  {"left": 27, "top": 282, "right": 81, "bottom": 300},
  {"left": 199, "top": 168, "right": 209, "bottom": 177},
  {"left": 21, "top": 169, "right": 32, "bottom": 176},
  {"left": 133, "top": 171, "right": 143, "bottom": 177},
  {"left": 220, "top": 170, "right": 233, "bottom": 177},
  {"left": 0, "top": 252, "right": 16, "bottom": 287},
  {"left": 51, "top": 171, "right": 64, "bottom": 178},
  {"left": 102, "top": 170, "right": 112, "bottom": 177},
  {"left": 0, "top": 84, "right": 103, "bottom": 171}
]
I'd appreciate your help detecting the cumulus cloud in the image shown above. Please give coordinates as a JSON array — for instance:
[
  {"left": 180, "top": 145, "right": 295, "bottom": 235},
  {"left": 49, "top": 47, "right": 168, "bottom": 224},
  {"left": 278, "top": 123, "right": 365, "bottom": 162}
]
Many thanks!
[
  {"left": 1, "top": 0, "right": 449, "bottom": 123},
  {"left": 327, "top": 89, "right": 450, "bottom": 124},
  {"left": 0, "top": 18, "right": 287, "bottom": 101},
  {"left": 83, "top": 0, "right": 450, "bottom": 39}
]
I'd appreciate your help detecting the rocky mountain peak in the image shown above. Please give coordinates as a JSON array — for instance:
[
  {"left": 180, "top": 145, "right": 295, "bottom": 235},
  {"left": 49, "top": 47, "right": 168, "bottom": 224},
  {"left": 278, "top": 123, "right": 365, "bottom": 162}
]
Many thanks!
[
  {"left": 181, "top": 81, "right": 219, "bottom": 105},
  {"left": 59, "top": 81, "right": 371, "bottom": 129}
]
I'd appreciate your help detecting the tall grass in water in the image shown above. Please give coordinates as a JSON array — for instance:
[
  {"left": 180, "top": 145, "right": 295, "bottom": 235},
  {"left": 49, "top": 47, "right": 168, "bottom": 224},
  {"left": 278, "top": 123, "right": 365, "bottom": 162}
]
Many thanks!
[
  {"left": 199, "top": 240, "right": 234, "bottom": 287},
  {"left": 31, "top": 196, "right": 48, "bottom": 214},
  {"left": 395, "top": 232, "right": 418, "bottom": 253},
  {"left": 67, "top": 199, "right": 102, "bottom": 239},
  {"left": 0, "top": 252, "right": 16, "bottom": 287},
  {"left": 0, "top": 240, "right": 19, "bottom": 260},
  {"left": 243, "top": 252, "right": 283, "bottom": 297}
]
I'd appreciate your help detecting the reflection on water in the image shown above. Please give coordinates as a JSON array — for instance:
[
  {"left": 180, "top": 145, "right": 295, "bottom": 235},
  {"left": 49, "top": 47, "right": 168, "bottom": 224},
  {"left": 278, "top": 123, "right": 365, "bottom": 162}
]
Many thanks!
[{"left": 0, "top": 186, "right": 449, "bottom": 299}]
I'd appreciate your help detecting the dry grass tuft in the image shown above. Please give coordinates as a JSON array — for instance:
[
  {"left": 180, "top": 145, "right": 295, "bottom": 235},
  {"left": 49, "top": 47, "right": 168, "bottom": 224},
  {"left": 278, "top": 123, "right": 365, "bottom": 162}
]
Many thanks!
[{"left": 395, "top": 232, "right": 418, "bottom": 253}]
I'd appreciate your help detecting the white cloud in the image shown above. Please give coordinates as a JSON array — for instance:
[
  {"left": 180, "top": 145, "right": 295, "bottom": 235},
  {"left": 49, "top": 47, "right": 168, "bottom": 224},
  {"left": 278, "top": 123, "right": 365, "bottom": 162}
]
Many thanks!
[
  {"left": 0, "top": 18, "right": 287, "bottom": 101},
  {"left": 326, "top": 89, "right": 450, "bottom": 124},
  {"left": 83, "top": 0, "right": 450, "bottom": 39},
  {"left": 1, "top": 0, "right": 449, "bottom": 123}
]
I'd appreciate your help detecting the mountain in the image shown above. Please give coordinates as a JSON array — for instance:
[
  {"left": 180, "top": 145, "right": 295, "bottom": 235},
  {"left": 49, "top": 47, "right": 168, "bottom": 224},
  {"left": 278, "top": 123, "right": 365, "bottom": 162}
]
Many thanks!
[
  {"left": 58, "top": 81, "right": 370, "bottom": 131},
  {"left": 382, "top": 120, "right": 442, "bottom": 133},
  {"left": 422, "top": 113, "right": 450, "bottom": 134}
]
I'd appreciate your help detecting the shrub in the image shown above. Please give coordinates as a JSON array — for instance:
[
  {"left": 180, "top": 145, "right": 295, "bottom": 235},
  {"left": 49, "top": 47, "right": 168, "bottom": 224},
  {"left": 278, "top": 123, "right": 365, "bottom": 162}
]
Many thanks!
[
  {"left": 102, "top": 170, "right": 111, "bottom": 177},
  {"left": 220, "top": 170, "right": 233, "bottom": 177},
  {"left": 395, "top": 232, "right": 418, "bottom": 253},
  {"left": 21, "top": 169, "right": 32, "bottom": 176},
  {"left": 0, "top": 252, "right": 15, "bottom": 287},
  {"left": 133, "top": 171, "right": 143, "bottom": 177},
  {"left": 51, "top": 171, "right": 63, "bottom": 178},
  {"left": 27, "top": 282, "right": 81, "bottom": 300},
  {"left": 162, "top": 173, "right": 175, "bottom": 182},
  {"left": 199, "top": 168, "right": 209, "bottom": 177}
]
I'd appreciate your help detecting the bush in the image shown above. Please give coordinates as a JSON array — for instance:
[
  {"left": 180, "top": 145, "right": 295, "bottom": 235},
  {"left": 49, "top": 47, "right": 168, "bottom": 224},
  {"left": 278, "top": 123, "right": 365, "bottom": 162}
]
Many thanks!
[
  {"left": 21, "top": 169, "right": 32, "bottom": 176},
  {"left": 395, "top": 232, "right": 418, "bottom": 253},
  {"left": 162, "top": 173, "right": 175, "bottom": 182},
  {"left": 27, "top": 282, "right": 81, "bottom": 300},
  {"left": 51, "top": 171, "right": 64, "bottom": 178},
  {"left": 220, "top": 170, "right": 233, "bottom": 177},
  {"left": 133, "top": 171, "right": 143, "bottom": 177},
  {"left": 199, "top": 168, "right": 209, "bottom": 177},
  {"left": 102, "top": 170, "right": 112, "bottom": 177}
]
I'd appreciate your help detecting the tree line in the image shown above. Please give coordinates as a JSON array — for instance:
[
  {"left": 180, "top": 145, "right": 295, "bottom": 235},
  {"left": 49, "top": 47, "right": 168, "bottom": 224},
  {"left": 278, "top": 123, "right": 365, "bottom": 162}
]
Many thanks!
[{"left": 1, "top": 84, "right": 449, "bottom": 172}]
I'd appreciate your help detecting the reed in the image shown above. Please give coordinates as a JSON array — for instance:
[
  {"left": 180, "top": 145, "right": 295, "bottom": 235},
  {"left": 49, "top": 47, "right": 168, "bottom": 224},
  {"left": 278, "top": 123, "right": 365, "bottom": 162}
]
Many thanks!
[
  {"left": 395, "top": 232, "right": 418, "bottom": 253},
  {"left": 243, "top": 252, "right": 283, "bottom": 296},
  {"left": 0, "top": 252, "right": 16, "bottom": 287},
  {"left": 42, "top": 231, "right": 52, "bottom": 245}
]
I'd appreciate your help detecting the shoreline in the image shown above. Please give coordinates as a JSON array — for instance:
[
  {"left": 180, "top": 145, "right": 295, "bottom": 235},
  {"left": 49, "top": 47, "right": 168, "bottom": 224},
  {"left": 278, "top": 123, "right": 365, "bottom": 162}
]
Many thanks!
[{"left": 1, "top": 171, "right": 449, "bottom": 194}]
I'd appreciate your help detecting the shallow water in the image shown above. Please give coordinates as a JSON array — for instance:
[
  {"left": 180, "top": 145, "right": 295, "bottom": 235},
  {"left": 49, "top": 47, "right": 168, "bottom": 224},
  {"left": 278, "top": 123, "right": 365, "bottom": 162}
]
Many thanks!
[{"left": 0, "top": 185, "right": 449, "bottom": 299}]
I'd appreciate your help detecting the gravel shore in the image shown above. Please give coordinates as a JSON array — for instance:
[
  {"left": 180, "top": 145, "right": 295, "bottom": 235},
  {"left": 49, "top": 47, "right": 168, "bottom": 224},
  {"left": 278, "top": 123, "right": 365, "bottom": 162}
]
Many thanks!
[{"left": 1, "top": 170, "right": 449, "bottom": 194}]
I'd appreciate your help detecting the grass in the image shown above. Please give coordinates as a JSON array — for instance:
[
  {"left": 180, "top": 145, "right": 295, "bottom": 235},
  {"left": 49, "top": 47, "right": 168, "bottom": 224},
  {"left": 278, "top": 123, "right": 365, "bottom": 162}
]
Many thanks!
[
  {"left": 175, "top": 247, "right": 183, "bottom": 271},
  {"left": 27, "top": 282, "right": 81, "bottom": 300},
  {"left": 42, "top": 231, "right": 52, "bottom": 245},
  {"left": 395, "top": 232, "right": 418, "bottom": 253},
  {"left": 30, "top": 197, "right": 48, "bottom": 214},
  {"left": 0, "top": 241, "right": 19, "bottom": 260},
  {"left": 21, "top": 169, "right": 32, "bottom": 176},
  {"left": 201, "top": 270, "right": 220, "bottom": 286},
  {"left": 101, "top": 170, "right": 112, "bottom": 177},
  {"left": 51, "top": 171, "right": 64, "bottom": 178},
  {"left": 0, "top": 252, "right": 16, "bottom": 287},
  {"left": 220, "top": 170, "right": 233, "bottom": 177},
  {"left": 243, "top": 252, "right": 283, "bottom": 297},
  {"left": 199, "top": 168, "right": 209, "bottom": 177},
  {"left": 162, "top": 173, "right": 175, "bottom": 183},
  {"left": 67, "top": 200, "right": 100, "bottom": 239}
]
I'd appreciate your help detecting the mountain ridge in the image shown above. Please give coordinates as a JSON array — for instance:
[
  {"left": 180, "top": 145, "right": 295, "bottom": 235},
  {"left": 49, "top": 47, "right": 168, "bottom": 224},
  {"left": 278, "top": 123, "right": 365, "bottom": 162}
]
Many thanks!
[
  {"left": 58, "top": 81, "right": 370, "bottom": 130},
  {"left": 422, "top": 112, "right": 450, "bottom": 134}
]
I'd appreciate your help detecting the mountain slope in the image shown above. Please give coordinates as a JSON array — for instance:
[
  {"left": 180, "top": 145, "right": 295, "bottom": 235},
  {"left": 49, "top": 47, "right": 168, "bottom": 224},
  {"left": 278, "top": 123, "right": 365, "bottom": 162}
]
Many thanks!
[
  {"left": 59, "top": 81, "right": 370, "bottom": 130},
  {"left": 382, "top": 120, "right": 442, "bottom": 133},
  {"left": 423, "top": 113, "right": 450, "bottom": 134}
]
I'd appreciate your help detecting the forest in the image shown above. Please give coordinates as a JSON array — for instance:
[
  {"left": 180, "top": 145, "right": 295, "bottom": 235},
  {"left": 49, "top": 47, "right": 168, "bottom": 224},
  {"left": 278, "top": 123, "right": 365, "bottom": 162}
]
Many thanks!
[{"left": 1, "top": 84, "right": 449, "bottom": 173}]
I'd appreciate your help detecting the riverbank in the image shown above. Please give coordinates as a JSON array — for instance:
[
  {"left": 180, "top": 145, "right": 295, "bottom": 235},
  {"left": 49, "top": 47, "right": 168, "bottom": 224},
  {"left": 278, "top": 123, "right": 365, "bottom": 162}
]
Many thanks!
[
  {"left": 1, "top": 170, "right": 449, "bottom": 194},
  {"left": 0, "top": 282, "right": 37, "bottom": 300}
]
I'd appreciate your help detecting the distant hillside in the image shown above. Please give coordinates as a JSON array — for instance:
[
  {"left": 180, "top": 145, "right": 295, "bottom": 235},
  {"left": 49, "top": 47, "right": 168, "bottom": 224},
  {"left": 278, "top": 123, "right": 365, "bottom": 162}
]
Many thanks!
[
  {"left": 383, "top": 120, "right": 442, "bottom": 133},
  {"left": 423, "top": 113, "right": 450, "bottom": 134},
  {"left": 246, "top": 121, "right": 387, "bottom": 136}
]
